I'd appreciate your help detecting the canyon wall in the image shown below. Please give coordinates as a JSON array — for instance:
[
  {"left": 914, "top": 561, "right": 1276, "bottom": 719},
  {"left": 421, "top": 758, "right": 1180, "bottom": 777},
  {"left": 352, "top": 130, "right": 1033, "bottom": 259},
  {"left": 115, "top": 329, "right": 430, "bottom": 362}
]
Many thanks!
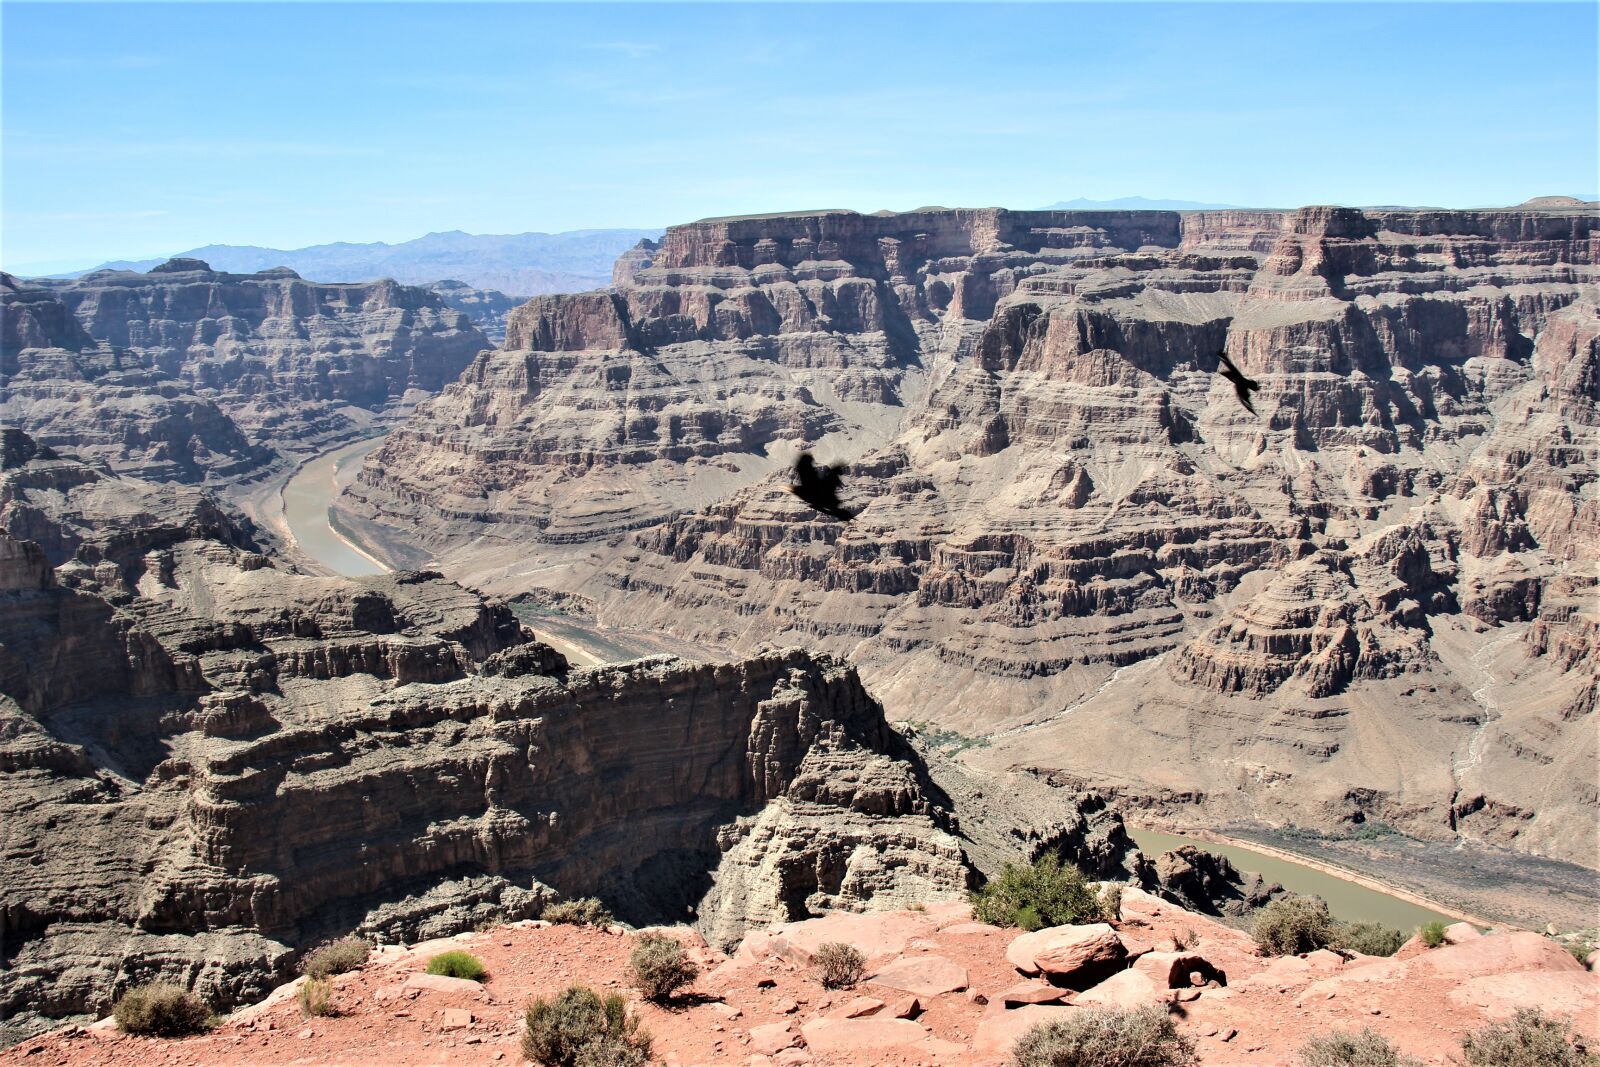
[
  {"left": 350, "top": 205, "right": 1597, "bottom": 866},
  {"left": 2, "top": 261, "right": 489, "bottom": 480},
  {"left": 1, "top": 435, "right": 1145, "bottom": 1041}
]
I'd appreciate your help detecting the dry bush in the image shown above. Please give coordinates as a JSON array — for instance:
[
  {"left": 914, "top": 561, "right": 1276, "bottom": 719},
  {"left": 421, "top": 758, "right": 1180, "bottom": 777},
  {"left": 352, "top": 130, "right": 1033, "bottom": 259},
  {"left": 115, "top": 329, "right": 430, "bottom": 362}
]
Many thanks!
[
  {"left": 112, "top": 983, "right": 212, "bottom": 1037},
  {"left": 813, "top": 942, "right": 866, "bottom": 989},
  {"left": 1012, "top": 1005, "right": 1198, "bottom": 1067},
  {"left": 300, "top": 936, "right": 372, "bottom": 978},
  {"left": 542, "top": 898, "right": 615, "bottom": 928},
  {"left": 1253, "top": 895, "right": 1338, "bottom": 956},
  {"left": 523, "top": 985, "right": 652, "bottom": 1067},
  {"left": 627, "top": 932, "right": 699, "bottom": 1002},
  {"left": 1298, "top": 1028, "right": 1423, "bottom": 1066},
  {"left": 1458, "top": 1008, "right": 1598, "bottom": 1067},
  {"left": 1333, "top": 922, "right": 1406, "bottom": 957},
  {"left": 297, "top": 977, "right": 335, "bottom": 1018}
]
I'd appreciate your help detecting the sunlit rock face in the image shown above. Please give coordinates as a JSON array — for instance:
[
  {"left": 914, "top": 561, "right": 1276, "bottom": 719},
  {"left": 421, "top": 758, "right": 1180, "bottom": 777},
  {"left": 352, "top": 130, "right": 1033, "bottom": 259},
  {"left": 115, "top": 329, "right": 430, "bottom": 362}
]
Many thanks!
[
  {"left": 2, "top": 262, "right": 488, "bottom": 480},
  {"left": 353, "top": 204, "right": 1597, "bottom": 865}
]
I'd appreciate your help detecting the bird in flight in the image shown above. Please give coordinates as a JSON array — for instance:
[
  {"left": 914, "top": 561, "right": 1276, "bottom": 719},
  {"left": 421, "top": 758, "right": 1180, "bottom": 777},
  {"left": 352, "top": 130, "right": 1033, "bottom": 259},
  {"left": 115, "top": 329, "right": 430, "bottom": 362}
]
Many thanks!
[
  {"left": 791, "top": 452, "right": 858, "bottom": 522},
  {"left": 1215, "top": 350, "right": 1260, "bottom": 415}
]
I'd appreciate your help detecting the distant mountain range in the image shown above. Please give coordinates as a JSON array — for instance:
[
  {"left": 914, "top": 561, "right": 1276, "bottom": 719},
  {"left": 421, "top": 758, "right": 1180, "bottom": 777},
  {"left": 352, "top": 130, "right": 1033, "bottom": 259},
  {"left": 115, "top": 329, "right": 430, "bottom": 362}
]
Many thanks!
[{"left": 31, "top": 229, "right": 663, "bottom": 297}]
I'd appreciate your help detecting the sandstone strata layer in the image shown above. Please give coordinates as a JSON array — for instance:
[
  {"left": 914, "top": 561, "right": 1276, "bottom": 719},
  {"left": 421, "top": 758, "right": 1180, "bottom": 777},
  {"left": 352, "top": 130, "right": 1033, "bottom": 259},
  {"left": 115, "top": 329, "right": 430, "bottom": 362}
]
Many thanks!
[
  {"left": 2, "top": 435, "right": 1165, "bottom": 1042},
  {"left": 2, "top": 262, "right": 488, "bottom": 480},
  {"left": 351, "top": 206, "right": 1598, "bottom": 866}
]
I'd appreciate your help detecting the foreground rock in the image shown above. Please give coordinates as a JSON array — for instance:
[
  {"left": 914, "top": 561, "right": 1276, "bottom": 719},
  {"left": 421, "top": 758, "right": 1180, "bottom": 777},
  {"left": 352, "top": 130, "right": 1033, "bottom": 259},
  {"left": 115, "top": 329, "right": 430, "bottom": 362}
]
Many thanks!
[{"left": 12, "top": 893, "right": 1596, "bottom": 1066}]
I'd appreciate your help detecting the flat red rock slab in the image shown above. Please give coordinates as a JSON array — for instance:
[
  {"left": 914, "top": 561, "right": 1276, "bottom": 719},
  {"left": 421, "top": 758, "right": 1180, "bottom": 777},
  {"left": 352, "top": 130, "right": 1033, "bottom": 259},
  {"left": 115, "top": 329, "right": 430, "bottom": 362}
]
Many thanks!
[
  {"left": 868, "top": 954, "right": 969, "bottom": 998},
  {"left": 799, "top": 1016, "right": 933, "bottom": 1054}
]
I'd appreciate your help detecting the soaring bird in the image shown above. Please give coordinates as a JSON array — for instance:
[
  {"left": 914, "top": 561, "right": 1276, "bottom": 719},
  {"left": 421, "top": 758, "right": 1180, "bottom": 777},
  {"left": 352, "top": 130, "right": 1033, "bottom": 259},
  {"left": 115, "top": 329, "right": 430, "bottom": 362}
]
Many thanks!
[
  {"left": 791, "top": 452, "right": 858, "bottom": 522},
  {"left": 1215, "top": 350, "right": 1260, "bottom": 415}
]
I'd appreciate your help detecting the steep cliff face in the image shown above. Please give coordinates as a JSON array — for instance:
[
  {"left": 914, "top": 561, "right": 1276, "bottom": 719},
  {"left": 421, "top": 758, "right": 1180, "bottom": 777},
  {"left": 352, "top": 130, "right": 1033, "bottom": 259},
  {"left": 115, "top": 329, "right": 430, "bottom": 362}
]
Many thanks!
[
  {"left": 351, "top": 205, "right": 1596, "bottom": 865},
  {"left": 6, "top": 440, "right": 1130, "bottom": 1041},
  {"left": 2, "top": 262, "right": 488, "bottom": 480}
]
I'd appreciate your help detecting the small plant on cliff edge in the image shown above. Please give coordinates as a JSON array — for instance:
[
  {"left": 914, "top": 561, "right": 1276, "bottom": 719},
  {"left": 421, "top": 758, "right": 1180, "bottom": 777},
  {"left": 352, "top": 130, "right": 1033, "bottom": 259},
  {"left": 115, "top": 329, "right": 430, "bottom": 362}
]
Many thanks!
[
  {"left": 1011, "top": 1005, "right": 1198, "bottom": 1067},
  {"left": 1332, "top": 921, "right": 1407, "bottom": 957},
  {"left": 1419, "top": 920, "right": 1449, "bottom": 949},
  {"left": 627, "top": 931, "right": 699, "bottom": 1002},
  {"left": 300, "top": 936, "right": 372, "bottom": 978},
  {"left": 426, "top": 950, "right": 487, "bottom": 982},
  {"left": 1458, "top": 1008, "right": 1598, "bottom": 1067},
  {"left": 112, "top": 983, "right": 213, "bottom": 1037},
  {"left": 298, "top": 977, "right": 335, "bottom": 1018},
  {"left": 1252, "top": 895, "right": 1338, "bottom": 956},
  {"left": 813, "top": 942, "right": 866, "bottom": 989},
  {"left": 542, "top": 898, "right": 616, "bottom": 928},
  {"left": 523, "top": 985, "right": 652, "bottom": 1067},
  {"left": 971, "top": 854, "right": 1109, "bottom": 931},
  {"left": 1298, "top": 1028, "right": 1423, "bottom": 1067}
]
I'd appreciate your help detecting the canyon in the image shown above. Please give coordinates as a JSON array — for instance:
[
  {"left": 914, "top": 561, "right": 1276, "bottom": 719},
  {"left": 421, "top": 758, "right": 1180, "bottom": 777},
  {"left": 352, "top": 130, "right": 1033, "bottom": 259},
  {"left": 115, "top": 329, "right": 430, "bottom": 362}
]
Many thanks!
[{"left": 343, "top": 204, "right": 1598, "bottom": 878}]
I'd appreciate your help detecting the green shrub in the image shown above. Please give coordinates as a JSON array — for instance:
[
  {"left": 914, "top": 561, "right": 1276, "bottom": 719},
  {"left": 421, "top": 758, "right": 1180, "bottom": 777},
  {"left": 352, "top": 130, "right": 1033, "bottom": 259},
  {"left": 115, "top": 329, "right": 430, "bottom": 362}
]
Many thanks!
[
  {"left": 1419, "top": 920, "right": 1449, "bottom": 949},
  {"left": 1298, "top": 1028, "right": 1423, "bottom": 1066},
  {"left": 1333, "top": 921, "right": 1406, "bottom": 957},
  {"left": 1098, "top": 883, "right": 1124, "bottom": 922},
  {"left": 298, "top": 977, "right": 335, "bottom": 1018},
  {"left": 1012, "top": 1005, "right": 1198, "bottom": 1067},
  {"left": 813, "top": 942, "right": 866, "bottom": 989},
  {"left": 300, "top": 936, "right": 372, "bottom": 978},
  {"left": 112, "top": 983, "right": 212, "bottom": 1037},
  {"left": 522, "top": 985, "right": 652, "bottom": 1067},
  {"left": 1458, "top": 1008, "right": 1598, "bottom": 1067},
  {"left": 972, "top": 854, "right": 1110, "bottom": 931},
  {"left": 1253, "top": 895, "right": 1338, "bottom": 956},
  {"left": 542, "top": 898, "right": 616, "bottom": 928},
  {"left": 426, "top": 950, "right": 486, "bottom": 982},
  {"left": 627, "top": 932, "right": 699, "bottom": 1002}
]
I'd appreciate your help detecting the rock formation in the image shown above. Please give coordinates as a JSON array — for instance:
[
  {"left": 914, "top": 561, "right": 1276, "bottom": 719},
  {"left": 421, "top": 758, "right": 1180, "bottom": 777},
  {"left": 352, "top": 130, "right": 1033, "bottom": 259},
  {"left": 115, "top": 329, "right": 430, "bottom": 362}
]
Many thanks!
[
  {"left": 426, "top": 280, "right": 518, "bottom": 344},
  {"left": 2, "top": 262, "right": 488, "bottom": 480},
  {"left": 348, "top": 205, "right": 1598, "bottom": 868},
  {"left": 1, "top": 434, "right": 1158, "bottom": 1043}
]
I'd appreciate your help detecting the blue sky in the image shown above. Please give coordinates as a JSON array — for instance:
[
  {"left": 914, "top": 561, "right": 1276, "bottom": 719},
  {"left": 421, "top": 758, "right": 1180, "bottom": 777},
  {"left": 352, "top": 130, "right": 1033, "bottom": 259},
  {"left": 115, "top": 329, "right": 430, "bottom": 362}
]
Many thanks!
[{"left": 3, "top": 2, "right": 1595, "bottom": 273}]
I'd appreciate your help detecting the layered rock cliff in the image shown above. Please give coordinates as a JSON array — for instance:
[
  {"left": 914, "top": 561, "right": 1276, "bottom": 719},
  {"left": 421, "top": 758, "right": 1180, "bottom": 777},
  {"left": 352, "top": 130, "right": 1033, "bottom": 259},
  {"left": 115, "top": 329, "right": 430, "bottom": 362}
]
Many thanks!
[
  {"left": 349, "top": 205, "right": 1597, "bottom": 867},
  {"left": 2, "top": 436, "right": 1151, "bottom": 1042},
  {"left": 2, "top": 262, "right": 488, "bottom": 481}
]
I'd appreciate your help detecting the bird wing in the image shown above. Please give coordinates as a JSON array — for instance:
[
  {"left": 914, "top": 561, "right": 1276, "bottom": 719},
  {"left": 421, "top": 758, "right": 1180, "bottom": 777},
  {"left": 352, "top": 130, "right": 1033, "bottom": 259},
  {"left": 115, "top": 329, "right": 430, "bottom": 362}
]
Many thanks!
[
  {"left": 819, "top": 465, "right": 844, "bottom": 491},
  {"left": 1216, "top": 351, "right": 1241, "bottom": 374}
]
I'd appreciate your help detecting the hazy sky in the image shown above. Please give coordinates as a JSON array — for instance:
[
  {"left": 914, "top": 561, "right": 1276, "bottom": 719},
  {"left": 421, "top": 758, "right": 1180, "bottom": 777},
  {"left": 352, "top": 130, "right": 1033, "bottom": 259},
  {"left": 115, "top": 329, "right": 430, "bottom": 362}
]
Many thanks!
[{"left": 3, "top": 1, "right": 1595, "bottom": 273}]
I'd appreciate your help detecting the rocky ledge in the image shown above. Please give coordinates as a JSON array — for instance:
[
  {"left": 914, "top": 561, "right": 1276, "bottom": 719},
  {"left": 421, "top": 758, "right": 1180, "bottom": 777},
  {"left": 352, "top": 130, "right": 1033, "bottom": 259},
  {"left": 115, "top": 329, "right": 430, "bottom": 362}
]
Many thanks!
[{"left": 12, "top": 893, "right": 1598, "bottom": 1066}]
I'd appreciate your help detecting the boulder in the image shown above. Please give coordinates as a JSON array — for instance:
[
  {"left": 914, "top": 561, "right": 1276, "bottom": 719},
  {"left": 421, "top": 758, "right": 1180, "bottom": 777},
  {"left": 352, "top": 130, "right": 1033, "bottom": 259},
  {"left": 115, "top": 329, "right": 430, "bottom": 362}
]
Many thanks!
[
  {"left": 971, "top": 1005, "right": 1077, "bottom": 1059},
  {"left": 1075, "top": 968, "right": 1170, "bottom": 1010},
  {"left": 749, "top": 1022, "right": 800, "bottom": 1055},
  {"left": 1006, "top": 923, "right": 1128, "bottom": 987},
  {"left": 1130, "top": 951, "right": 1228, "bottom": 988},
  {"left": 799, "top": 1017, "right": 932, "bottom": 1055},
  {"left": 998, "top": 980, "right": 1071, "bottom": 1008}
]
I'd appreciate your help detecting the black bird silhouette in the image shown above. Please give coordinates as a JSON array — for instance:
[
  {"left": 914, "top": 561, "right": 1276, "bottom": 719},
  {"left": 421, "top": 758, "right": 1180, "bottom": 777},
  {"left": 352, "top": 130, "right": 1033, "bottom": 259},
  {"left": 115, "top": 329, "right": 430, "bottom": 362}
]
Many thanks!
[
  {"left": 1215, "top": 350, "right": 1260, "bottom": 415},
  {"left": 791, "top": 452, "right": 858, "bottom": 522}
]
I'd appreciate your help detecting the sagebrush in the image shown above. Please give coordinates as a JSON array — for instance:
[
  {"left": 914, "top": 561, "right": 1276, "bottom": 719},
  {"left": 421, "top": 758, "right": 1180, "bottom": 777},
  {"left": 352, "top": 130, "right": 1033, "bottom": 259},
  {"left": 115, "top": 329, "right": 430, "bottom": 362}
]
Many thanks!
[
  {"left": 1253, "top": 895, "right": 1338, "bottom": 956},
  {"left": 1297, "top": 1028, "right": 1423, "bottom": 1066},
  {"left": 813, "top": 942, "right": 866, "bottom": 989},
  {"left": 542, "top": 898, "right": 616, "bottom": 928},
  {"left": 972, "top": 854, "right": 1111, "bottom": 931},
  {"left": 1332, "top": 921, "right": 1406, "bottom": 957},
  {"left": 1419, "top": 920, "right": 1448, "bottom": 948},
  {"left": 627, "top": 932, "right": 699, "bottom": 1002},
  {"left": 300, "top": 936, "right": 372, "bottom": 978},
  {"left": 1011, "top": 1005, "right": 1198, "bottom": 1067},
  {"left": 1458, "top": 1008, "right": 1598, "bottom": 1067},
  {"left": 523, "top": 985, "right": 652, "bottom": 1067},
  {"left": 298, "top": 977, "right": 335, "bottom": 1018},
  {"left": 112, "top": 983, "right": 212, "bottom": 1037}
]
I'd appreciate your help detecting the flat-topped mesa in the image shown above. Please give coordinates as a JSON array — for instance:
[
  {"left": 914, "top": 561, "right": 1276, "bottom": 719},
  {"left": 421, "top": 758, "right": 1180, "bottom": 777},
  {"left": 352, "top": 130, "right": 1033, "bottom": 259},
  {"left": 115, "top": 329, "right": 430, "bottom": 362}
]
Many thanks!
[{"left": 652, "top": 207, "right": 1184, "bottom": 272}]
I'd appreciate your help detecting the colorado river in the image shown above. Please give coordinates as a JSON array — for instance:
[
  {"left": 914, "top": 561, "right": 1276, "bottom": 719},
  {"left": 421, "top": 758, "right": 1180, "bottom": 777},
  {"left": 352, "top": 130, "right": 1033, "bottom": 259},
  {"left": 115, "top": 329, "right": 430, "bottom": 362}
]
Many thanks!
[
  {"left": 279, "top": 435, "right": 392, "bottom": 577},
  {"left": 1129, "top": 828, "right": 1462, "bottom": 930}
]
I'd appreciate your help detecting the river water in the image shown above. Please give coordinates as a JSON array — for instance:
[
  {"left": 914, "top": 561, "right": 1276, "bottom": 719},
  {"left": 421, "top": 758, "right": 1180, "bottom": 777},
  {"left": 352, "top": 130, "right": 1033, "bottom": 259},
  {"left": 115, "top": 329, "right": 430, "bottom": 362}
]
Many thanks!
[
  {"left": 279, "top": 435, "right": 391, "bottom": 578},
  {"left": 1129, "top": 828, "right": 1457, "bottom": 930}
]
